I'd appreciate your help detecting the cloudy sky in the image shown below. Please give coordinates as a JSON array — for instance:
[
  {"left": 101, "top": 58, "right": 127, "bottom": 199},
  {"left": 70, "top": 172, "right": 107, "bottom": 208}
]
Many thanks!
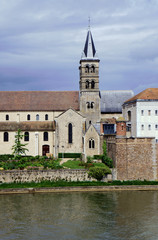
[{"left": 1, "top": 0, "right": 158, "bottom": 94}]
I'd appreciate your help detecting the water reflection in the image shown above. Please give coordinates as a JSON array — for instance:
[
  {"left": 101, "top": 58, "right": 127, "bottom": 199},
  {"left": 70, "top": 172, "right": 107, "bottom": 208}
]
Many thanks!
[{"left": 0, "top": 191, "right": 158, "bottom": 240}]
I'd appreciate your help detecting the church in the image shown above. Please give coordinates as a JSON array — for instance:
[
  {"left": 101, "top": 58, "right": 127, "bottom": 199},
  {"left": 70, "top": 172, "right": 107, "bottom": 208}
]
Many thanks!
[{"left": 0, "top": 29, "right": 133, "bottom": 158}]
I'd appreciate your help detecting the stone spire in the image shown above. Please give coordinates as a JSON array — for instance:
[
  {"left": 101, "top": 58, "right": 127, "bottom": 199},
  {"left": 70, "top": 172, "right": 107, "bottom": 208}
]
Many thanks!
[{"left": 81, "top": 29, "right": 98, "bottom": 60}]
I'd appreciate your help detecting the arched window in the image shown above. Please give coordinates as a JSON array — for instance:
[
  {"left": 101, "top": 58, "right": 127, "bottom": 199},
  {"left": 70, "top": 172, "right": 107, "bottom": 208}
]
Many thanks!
[
  {"left": 148, "top": 124, "right": 151, "bottom": 130},
  {"left": 68, "top": 123, "right": 72, "bottom": 144},
  {"left": 44, "top": 132, "right": 48, "bottom": 141},
  {"left": 86, "top": 102, "right": 90, "bottom": 109},
  {"left": 91, "top": 66, "right": 95, "bottom": 73},
  {"left": 91, "top": 102, "right": 94, "bottom": 109},
  {"left": 6, "top": 115, "right": 9, "bottom": 121},
  {"left": 89, "top": 139, "right": 95, "bottom": 149},
  {"left": 24, "top": 132, "right": 29, "bottom": 141},
  {"left": 85, "top": 80, "right": 89, "bottom": 89},
  {"left": 141, "top": 125, "right": 144, "bottom": 130},
  {"left": 45, "top": 114, "right": 48, "bottom": 120},
  {"left": 27, "top": 114, "right": 30, "bottom": 121},
  {"left": 36, "top": 114, "right": 39, "bottom": 121},
  {"left": 91, "top": 80, "right": 95, "bottom": 89},
  {"left": 85, "top": 65, "right": 89, "bottom": 73},
  {"left": 4, "top": 132, "right": 8, "bottom": 142}
]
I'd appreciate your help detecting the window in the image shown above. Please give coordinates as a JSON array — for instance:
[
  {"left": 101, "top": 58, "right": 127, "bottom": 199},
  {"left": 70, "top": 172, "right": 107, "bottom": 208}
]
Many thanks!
[
  {"left": 89, "top": 139, "right": 95, "bottom": 149},
  {"left": 156, "top": 139, "right": 158, "bottom": 143},
  {"left": 85, "top": 65, "right": 89, "bottom": 73},
  {"left": 141, "top": 125, "right": 144, "bottom": 130},
  {"left": 89, "top": 120, "right": 91, "bottom": 125},
  {"left": 148, "top": 124, "right": 151, "bottom": 130},
  {"left": 45, "top": 114, "right": 48, "bottom": 120},
  {"left": 36, "top": 114, "right": 39, "bottom": 121},
  {"left": 87, "top": 102, "right": 90, "bottom": 109},
  {"left": 141, "top": 110, "right": 144, "bottom": 116},
  {"left": 6, "top": 115, "right": 9, "bottom": 121},
  {"left": 91, "top": 102, "right": 94, "bottom": 109},
  {"left": 85, "top": 80, "right": 89, "bottom": 89},
  {"left": 27, "top": 114, "right": 30, "bottom": 121},
  {"left": 155, "top": 125, "right": 158, "bottom": 130},
  {"left": 91, "top": 66, "right": 95, "bottom": 73},
  {"left": 148, "top": 110, "right": 151, "bottom": 116},
  {"left": 68, "top": 123, "right": 72, "bottom": 144},
  {"left": 4, "top": 132, "right": 8, "bottom": 142},
  {"left": 91, "top": 80, "right": 95, "bottom": 89},
  {"left": 44, "top": 132, "right": 48, "bottom": 141},
  {"left": 155, "top": 110, "right": 158, "bottom": 116},
  {"left": 24, "top": 132, "right": 29, "bottom": 141},
  {"left": 128, "top": 111, "right": 131, "bottom": 121}
]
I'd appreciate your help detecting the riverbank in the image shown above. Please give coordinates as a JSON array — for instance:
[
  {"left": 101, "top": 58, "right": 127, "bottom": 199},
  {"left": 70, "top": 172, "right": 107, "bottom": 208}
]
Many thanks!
[
  {"left": 1, "top": 180, "right": 158, "bottom": 194},
  {"left": 1, "top": 185, "right": 158, "bottom": 194}
]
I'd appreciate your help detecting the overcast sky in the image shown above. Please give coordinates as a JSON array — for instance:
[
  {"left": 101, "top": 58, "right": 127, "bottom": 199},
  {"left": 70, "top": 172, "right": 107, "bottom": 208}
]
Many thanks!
[{"left": 1, "top": 0, "right": 158, "bottom": 94}]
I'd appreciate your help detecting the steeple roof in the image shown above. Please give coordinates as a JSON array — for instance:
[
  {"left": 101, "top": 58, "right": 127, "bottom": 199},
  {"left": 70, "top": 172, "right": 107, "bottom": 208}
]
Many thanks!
[{"left": 81, "top": 30, "right": 98, "bottom": 60}]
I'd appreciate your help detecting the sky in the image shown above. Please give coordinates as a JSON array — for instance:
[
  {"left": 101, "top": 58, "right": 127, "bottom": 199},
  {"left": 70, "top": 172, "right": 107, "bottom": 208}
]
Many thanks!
[{"left": 1, "top": 0, "right": 158, "bottom": 94}]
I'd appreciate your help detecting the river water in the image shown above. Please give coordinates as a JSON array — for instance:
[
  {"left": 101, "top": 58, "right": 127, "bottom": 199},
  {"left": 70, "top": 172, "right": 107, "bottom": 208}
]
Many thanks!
[{"left": 0, "top": 191, "right": 158, "bottom": 240}]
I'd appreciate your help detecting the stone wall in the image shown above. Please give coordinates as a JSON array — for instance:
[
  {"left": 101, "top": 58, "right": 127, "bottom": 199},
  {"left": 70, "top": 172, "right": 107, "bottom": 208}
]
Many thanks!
[{"left": 110, "top": 137, "right": 157, "bottom": 181}]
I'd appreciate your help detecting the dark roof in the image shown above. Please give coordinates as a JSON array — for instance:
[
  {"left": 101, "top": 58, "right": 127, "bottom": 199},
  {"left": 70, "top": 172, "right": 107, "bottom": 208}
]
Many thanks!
[
  {"left": 81, "top": 30, "right": 98, "bottom": 60},
  {"left": 101, "top": 90, "right": 134, "bottom": 113},
  {"left": 0, "top": 121, "right": 55, "bottom": 131},
  {"left": 0, "top": 91, "right": 79, "bottom": 111},
  {"left": 124, "top": 88, "right": 158, "bottom": 103}
]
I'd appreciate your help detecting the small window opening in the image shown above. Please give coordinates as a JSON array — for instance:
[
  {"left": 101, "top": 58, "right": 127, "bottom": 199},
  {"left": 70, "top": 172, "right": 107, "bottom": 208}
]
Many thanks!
[
  {"left": 44, "top": 132, "right": 48, "bottom": 141},
  {"left": 91, "top": 66, "right": 95, "bottom": 73},
  {"left": 24, "top": 132, "right": 29, "bottom": 141},
  {"left": 85, "top": 65, "right": 89, "bottom": 73},
  {"left": 141, "top": 125, "right": 144, "bottom": 130},
  {"left": 91, "top": 80, "right": 95, "bottom": 89},
  {"left": 36, "top": 114, "right": 39, "bottom": 121},
  {"left": 45, "top": 114, "right": 48, "bottom": 120},
  {"left": 68, "top": 123, "right": 72, "bottom": 144},
  {"left": 85, "top": 80, "right": 89, "bottom": 89},
  {"left": 6, "top": 115, "right": 9, "bottom": 121},
  {"left": 27, "top": 114, "right": 30, "bottom": 121},
  {"left": 4, "top": 132, "right": 9, "bottom": 142}
]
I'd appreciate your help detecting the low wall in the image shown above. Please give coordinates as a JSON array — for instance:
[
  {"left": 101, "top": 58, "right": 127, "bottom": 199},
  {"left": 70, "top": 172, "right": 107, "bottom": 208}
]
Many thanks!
[{"left": 0, "top": 169, "right": 112, "bottom": 183}]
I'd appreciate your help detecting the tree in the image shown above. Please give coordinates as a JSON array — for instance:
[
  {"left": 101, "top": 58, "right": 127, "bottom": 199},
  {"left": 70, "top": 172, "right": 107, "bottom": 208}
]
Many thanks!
[
  {"left": 12, "top": 129, "right": 28, "bottom": 157},
  {"left": 102, "top": 140, "right": 113, "bottom": 168}
]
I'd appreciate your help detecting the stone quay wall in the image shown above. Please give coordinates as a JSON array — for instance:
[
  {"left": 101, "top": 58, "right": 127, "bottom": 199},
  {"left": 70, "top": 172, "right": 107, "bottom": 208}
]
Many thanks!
[{"left": 0, "top": 169, "right": 90, "bottom": 183}]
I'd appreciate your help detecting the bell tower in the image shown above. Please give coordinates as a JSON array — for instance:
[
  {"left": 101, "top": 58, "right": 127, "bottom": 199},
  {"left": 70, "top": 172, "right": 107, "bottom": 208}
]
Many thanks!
[{"left": 79, "top": 28, "right": 100, "bottom": 127}]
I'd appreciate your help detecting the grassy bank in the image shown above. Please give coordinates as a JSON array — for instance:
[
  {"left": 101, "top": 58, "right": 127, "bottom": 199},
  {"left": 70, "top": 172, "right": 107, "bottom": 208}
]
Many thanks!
[{"left": 1, "top": 180, "right": 158, "bottom": 189}]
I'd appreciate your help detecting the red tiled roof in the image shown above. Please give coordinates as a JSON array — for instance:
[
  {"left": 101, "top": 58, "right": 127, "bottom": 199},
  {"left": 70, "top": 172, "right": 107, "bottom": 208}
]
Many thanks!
[
  {"left": 0, "top": 91, "right": 79, "bottom": 111},
  {"left": 124, "top": 88, "right": 158, "bottom": 103}
]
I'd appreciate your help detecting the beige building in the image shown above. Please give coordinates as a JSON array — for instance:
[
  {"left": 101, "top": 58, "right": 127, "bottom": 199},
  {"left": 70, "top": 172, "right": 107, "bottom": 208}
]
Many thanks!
[{"left": 0, "top": 29, "right": 133, "bottom": 158}]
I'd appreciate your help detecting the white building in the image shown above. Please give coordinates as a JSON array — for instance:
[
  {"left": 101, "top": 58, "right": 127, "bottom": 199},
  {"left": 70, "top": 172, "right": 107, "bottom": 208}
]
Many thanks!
[{"left": 123, "top": 88, "right": 158, "bottom": 142}]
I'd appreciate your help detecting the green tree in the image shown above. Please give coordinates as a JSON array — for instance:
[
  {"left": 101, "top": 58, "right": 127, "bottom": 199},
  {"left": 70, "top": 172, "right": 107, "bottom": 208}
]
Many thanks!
[
  {"left": 102, "top": 140, "right": 113, "bottom": 168},
  {"left": 12, "top": 129, "right": 28, "bottom": 157}
]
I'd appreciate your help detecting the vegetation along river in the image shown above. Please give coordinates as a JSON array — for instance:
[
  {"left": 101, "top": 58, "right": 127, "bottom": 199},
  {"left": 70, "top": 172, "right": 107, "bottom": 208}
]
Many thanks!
[{"left": 0, "top": 191, "right": 158, "bottom": 240}]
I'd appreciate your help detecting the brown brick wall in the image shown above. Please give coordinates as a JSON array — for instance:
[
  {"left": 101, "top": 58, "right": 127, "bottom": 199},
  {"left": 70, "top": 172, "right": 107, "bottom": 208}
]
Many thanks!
[
  {"left": 105, "top": 136, "right": 157, "bottom": 181},
  {"left": 116, "top": 138, "right": 156, "bottom": 180}
]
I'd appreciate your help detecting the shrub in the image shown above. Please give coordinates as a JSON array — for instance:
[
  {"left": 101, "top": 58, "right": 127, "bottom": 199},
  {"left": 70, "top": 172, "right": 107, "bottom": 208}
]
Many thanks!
[
  {"left": 93, "top": 155, "right": 103, "bottom": 160},
  {"left": 87, "top": 156, "right": 93, "bottom": 163},
  {"left": 88, "top": 166, "right": 111, "bottom": 181},
  {"left": 102, "top": 141, "right": 113, "bottom": 168},
  {"left": 58, "top": 153, "right": 81, "bottom": 158},
  {"left": 0, "top": 154, "right": 14, "bottom": 161}
]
